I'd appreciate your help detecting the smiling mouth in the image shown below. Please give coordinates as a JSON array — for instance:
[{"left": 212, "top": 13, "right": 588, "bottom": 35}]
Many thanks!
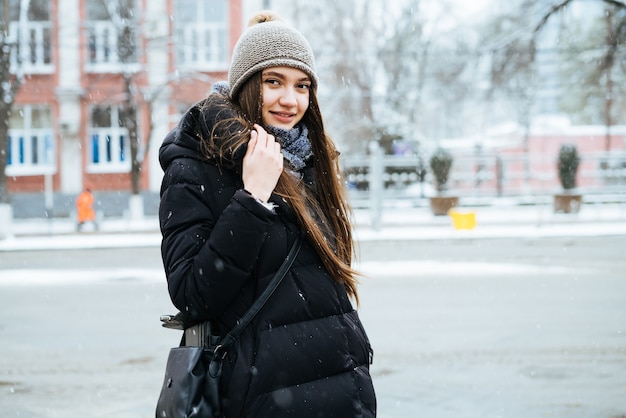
[{"left": 272, "top": 111, "right": 295, "bottom": 118}]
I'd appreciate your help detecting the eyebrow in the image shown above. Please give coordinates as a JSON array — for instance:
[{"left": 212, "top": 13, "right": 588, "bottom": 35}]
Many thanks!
[{"left": 262, "top": 70, "right": 311, "bottom": 82}]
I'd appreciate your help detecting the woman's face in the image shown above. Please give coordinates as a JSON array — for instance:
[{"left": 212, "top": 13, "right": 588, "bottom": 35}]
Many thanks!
[{"left": 261, "top": 66, "right": 311, "bottom": 130}]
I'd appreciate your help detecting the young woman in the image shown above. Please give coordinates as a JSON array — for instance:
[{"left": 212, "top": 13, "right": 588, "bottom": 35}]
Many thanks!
[{"left": 158, "top": 11, "right": 376, "bottom": 417}]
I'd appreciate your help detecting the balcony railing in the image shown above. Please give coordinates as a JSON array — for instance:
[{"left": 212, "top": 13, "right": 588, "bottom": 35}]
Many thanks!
[
  {"left": 85, "top": 21, "right": 139, "bottom": 73},
  {"left": 87, "top": 128, "right": 131, "bottom": 173},
  {"left": 9, "top": 21, "right": 53, "bottom": 74},
  {"left": 176, "top": 23, "right": 228, "bottom": 71},
  {"left": 6, "top": 129, "right": 55, "bottom": 175}
]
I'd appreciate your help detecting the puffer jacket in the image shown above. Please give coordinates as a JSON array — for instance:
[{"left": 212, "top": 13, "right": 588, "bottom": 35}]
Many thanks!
[{"left": 158, "top": 97, "right": 376, "bottom": 418}]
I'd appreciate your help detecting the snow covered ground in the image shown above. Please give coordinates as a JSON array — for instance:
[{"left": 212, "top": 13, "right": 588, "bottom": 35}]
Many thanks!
[{"left": 1, "top": 202, "right": 625, "bottom": 252}]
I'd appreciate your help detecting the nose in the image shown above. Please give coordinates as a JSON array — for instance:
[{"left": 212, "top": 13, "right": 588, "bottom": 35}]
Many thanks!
[{"left": 279, "top": 87, "right": 297, "bottom": 107}]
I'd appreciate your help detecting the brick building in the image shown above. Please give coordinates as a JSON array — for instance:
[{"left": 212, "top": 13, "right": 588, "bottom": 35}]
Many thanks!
[{"left": 5, "top": 0, "right": 243, "bottom": 216}]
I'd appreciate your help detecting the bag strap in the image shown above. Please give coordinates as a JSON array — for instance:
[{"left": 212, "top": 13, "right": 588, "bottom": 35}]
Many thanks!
[{"left": 213, "top": 231, "right": 304, "bottom": 355}]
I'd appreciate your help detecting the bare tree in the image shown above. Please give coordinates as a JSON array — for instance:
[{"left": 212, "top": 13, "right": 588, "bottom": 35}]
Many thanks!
[
  {"left": 479, "top": 0, "right": 625, "bottom": 192},
  {"left": 0, "top": 0, "right": 27, "bottom": 206},
  {"left": 86, "top": 0, "right": 176, "bottom": 218},
  {"left": 285, "top": 0, "right": 383, "bottom": 154},
  {"left": 380, "top": 0, "right": 432, "bottom": 144},
  {"left": 286, "top": 0, "right": 482, "bottom": 155},
  {"left": 0, "top": 0, "right": 34, "bottom": 238},
  {"left": 381, "top": 0, "right": 480, "bottom": 145},
  {"left": 97, "top": 0, "right": 144, "bottom": 197},
  {"left": 95, "top": 0, "right": 214, "bottom": 206},
  {"left": 481, "top": 1, "right": 555, "bottom": 188},
  {"left": 533, "top": 0, "right": 626, "bottom": 151}
]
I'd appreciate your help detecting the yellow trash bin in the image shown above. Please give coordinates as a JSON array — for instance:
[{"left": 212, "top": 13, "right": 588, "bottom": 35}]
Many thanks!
[{"left": 448, "top": 209, "right": 476, "bottom": 230}]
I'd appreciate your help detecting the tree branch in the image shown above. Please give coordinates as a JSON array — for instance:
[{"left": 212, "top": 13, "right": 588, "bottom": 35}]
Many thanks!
[
  {"left": 534, "top": 0, "right": 626, "bottom": 34},
  {"left": 533, "top": 0, "right": 574, "bottom": 33},
  {"left": 604, "top": 0, "right": 626, "bottom": 8}
]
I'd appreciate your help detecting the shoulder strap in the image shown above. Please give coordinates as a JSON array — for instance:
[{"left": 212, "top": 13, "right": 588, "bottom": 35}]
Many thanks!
[{"left": 215, "top": 231, "right": 304, "bottom": 354}]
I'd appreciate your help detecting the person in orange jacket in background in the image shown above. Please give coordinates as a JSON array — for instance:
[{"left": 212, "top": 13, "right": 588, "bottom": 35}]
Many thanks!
[{"left": 76, "top": 188, "right": 95, "bottom": 230}]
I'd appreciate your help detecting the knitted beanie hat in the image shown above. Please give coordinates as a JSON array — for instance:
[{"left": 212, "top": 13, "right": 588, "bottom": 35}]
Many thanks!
[{"left": 229, "top": 11, "right": 318, "bottom": 99}]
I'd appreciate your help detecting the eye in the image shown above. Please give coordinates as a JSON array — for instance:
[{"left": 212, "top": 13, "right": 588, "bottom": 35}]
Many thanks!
[
  {"left": 263, "top": 78, "right": 280, "bottom": 86},
  {"left": 296, "top": 82, "right": 311, "bottom": 90}
]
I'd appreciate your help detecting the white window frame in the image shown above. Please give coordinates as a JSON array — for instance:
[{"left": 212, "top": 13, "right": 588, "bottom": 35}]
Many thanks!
[
  {"left": 175, "top": 0, "right": 229, "bottom": 71},
  {"left": 85, "top": 20, "right": 140, "bottom": 73},
  {"left": 7, "top": 106, "right": 56, "bottom": 176},
  {"left": 8, "top": 20, "right": 53, "bottom": 74},
  {"left": 87, "top": 106, "right": 131, "bottom": 173}
]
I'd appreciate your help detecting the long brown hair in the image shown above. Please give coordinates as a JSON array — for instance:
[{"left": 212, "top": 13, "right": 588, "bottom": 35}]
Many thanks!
[{"left": 200, "top": 73, "right": 360, "bottom": 303}]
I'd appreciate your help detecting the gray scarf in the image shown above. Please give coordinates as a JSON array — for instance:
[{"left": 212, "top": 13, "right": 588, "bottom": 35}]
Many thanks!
[{"left": 266, "top": 124, "right": 313, "bottom": 171}]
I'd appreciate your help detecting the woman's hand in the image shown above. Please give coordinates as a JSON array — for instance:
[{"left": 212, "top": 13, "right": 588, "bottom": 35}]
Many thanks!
[{"left": 242, "top": 124, "right": 283, "bottom": 202}]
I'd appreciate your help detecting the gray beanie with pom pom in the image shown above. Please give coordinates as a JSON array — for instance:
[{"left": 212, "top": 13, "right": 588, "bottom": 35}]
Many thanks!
[{"left": 228, "top": 11, "right": 318, "bottom": 99}]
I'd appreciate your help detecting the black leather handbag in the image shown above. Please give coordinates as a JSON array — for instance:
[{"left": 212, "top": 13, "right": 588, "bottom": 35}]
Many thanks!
[{"left": 155, "top": 233, "right": 303, "bottom": 418}]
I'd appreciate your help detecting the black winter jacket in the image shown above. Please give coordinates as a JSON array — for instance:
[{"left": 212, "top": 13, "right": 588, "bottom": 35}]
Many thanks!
[{"left": 158, "top": 98, "right": 376, "bottom": 418}]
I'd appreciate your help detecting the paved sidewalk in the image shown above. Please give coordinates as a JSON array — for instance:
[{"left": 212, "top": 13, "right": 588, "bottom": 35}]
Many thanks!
[
  {"left": 353, "top": 201, "right": 626, "bottom": 240},
  {"left": 1, "top": 202, "right": 625, "bottom": 252}
]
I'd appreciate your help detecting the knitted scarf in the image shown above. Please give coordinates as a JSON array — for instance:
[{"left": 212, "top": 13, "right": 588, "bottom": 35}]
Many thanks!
[{"left": 266, "top": 124, "right": 313, "bottom": 172}]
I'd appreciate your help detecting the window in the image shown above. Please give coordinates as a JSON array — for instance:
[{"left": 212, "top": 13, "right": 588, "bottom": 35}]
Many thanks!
[
  {"left": 7, "top": 106, "right": 55, "bottom": 175},
  {"left": 86, "top": 0, "right": 138, "bottom": 72},
  {"left": 1, "top": 0, "right": 53, "bottom": 74},
  {"left": 88, "top": 106, "right": 131, "bottom": 173},
  {"left": 175, "top": 0, "right": 229, "bottom": 71}
]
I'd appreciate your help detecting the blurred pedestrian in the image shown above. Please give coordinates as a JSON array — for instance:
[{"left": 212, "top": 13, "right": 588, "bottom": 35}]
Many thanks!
[
  {"left": 76, "top": 188, "right": 95, "bottom": 231},
  {"left": 158, "top": 10, "right": 376, "bottom": 417}
]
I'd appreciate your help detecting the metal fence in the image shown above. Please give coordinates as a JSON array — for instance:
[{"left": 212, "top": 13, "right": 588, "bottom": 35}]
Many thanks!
[{"left": 342, "top": 147, "right": 626, "bottom": 209}]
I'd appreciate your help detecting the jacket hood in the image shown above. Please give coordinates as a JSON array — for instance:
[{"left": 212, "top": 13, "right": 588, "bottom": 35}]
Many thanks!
[
  {"left": 159, "top": 96, "right": 248, "bottom": 172},
  {"left": 159, "top": 105, "right": 203, "bottom": 171}
]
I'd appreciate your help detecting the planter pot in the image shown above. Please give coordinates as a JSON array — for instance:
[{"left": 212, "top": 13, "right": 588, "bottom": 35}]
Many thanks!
[
  {"left": 553, "top": 193, "right": 582, "bottom": 214},
  {"left": 429, "top": 196, "right": 459, "bottom": 216}
]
